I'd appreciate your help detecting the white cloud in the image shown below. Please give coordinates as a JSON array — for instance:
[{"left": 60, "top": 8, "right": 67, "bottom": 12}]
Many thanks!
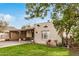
[{"left": 0, "top": 13, "right": 14, "bottom": 22}]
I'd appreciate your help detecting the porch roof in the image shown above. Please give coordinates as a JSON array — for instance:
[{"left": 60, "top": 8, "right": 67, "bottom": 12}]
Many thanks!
[{"left": 9, "top": 28, "right": 34, "bottom": 32}]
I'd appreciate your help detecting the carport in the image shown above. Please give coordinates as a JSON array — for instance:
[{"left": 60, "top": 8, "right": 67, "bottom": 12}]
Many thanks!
[{"left": 9, "top": 28, "right": 34, "bottom": 41}]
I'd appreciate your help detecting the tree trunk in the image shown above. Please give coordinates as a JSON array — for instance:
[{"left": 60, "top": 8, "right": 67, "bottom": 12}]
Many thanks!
[{"left": 65, "top": 32, "right": 69, "bottom": 48}]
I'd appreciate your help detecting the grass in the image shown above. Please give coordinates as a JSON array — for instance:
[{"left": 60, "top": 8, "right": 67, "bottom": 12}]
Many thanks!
[{"left": 0, "top": 43, "right": 69, "bottom": 56}]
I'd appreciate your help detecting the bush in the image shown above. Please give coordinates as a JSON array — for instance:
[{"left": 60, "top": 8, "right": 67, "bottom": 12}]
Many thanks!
[{"left": 57, "top": 43, "right": 63, "bottom": 47}]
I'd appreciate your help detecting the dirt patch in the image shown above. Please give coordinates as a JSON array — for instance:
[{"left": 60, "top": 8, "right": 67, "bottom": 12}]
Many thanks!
[{"left": 69, "top": 43, "right": 79, "bottom": 56}]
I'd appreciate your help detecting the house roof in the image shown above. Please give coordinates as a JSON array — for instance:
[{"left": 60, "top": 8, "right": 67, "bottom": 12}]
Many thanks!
[
  {"left": 23, "top": 22, "right": 51, "bottom": 28},
  {"left": 9, "top": 22, "right": 52, "bottom": 32},
  {"left": 3, "top": 26, "right": 17, "bottom": 32},
  {"left": 7, "top": 26, "right": 17, "bottom": 30}
]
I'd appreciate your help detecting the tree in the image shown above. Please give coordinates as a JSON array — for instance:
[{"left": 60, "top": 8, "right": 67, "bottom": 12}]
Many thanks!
[
  {"left": 0, "top": 20, "right": 8, "bottom": 32},
  {"left": 21, "top": 25, "right": 26, "bottom": 29},
  {"left": 26, "top": 3, "right": 79, "bottom": 46},
  {"left": 71, "top": 20, "right": 79, "bottom": 42},
  {"left": 25, "top": 3, "right": 50, "bottom": 19},
  {"left": 52, "top": 4, "right": 79, "bottom": 47}
]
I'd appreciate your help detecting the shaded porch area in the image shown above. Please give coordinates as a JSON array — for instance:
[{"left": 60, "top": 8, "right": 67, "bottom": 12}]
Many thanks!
[{"left": 9, "top": 29, "right": 34, "bottom": 41}]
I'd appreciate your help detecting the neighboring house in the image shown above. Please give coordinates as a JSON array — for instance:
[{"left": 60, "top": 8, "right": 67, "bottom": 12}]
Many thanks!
[
  {"left": 0, "top": 26, "right": 17, "bottom": 41},
  {"left": 0, "top": 22, "right": 62, "bottom": 46},
  {"left": 0, "top": 33, "right": 9, "bottom": 41}
]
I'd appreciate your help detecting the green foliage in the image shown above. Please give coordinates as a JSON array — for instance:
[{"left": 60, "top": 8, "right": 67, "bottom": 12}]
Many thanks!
[
  {"left": 71, "top": 21, "right": 79, "bottom": 41},
  {"left": 26, "top": 3, "right": 79, "bottom": 42},
  {"left": 21, "top": 25, "right": 26, "bottom": 29},
  {"left": 26, "top": 3, "right": 50, "bottom": 19},
  {"left": 52, "top": 4, "right": 79, "bottom": 42}
]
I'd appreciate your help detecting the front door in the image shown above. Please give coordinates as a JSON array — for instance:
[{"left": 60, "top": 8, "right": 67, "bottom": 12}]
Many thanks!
[{"left": 26, "top": 30, "right": 34, "bottom": 40}]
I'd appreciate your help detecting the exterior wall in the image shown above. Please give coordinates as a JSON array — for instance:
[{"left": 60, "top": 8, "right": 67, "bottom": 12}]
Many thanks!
[
  {"left": 0, "top": 33, "right": 9, "bottom": 41},
  {"left": 9, "top": 31, "right": 19, "bottom": 40},
  {"left": 34, "top": 22, "right": 62, "bottom": 45},
  {"left": 0, "top": 22, "right": 62, "bottom": 46}
]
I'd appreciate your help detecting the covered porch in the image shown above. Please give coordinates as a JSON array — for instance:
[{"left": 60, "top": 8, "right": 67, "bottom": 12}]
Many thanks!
[{"left": 9, "top": 29, "right": 34, "bottom": 41}]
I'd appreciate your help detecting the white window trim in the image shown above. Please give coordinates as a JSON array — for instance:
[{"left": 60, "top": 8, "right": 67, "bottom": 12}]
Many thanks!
[{"left": 42, "top": 30, "right": 50, "bottom": 40}]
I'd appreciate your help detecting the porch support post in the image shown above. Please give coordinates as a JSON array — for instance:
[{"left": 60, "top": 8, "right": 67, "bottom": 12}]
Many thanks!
[
  {"left": 25, "top": 31, "right": 27, "bottom": 39},
  {"left": 9, "top": 31, "right": 11, "bottom": 40},
  {"left": 19, "top": 38, "right": 21, "bottom": 42},
  {"left": 19, "top": 31, "right": 21, "bottom": 42}
]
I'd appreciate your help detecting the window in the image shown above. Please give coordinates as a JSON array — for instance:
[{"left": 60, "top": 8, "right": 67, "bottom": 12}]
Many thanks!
[
  {"left": 37, "top": 24, "right": 40, "bottom": 27},
  {"left": 44, "top": 25, "right": 48, "bottom": 28},
  {"left": 42, "top": 30, "right": 49, "bottom": 39},
  {"left": 26, "top": 31, "right": 32, "bottom": 37}
]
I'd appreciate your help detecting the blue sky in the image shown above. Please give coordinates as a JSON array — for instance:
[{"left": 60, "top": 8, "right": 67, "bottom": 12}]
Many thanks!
[{"left": 0, "top": 3, "right": 51, "bottom": 29}]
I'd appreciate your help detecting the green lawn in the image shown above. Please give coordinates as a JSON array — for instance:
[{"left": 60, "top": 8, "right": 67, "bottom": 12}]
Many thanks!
[{"left": 0, "top": 43, "right": 69, "bottom": 56}]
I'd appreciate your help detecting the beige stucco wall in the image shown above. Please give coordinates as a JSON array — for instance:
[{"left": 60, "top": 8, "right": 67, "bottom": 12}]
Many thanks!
[{"left": 34, "top": 22, "right": 62, "bottom": 45}]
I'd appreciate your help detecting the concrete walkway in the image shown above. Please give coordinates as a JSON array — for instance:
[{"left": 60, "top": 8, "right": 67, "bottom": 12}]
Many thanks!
[{"left": 0, "top": 41, "right": 31, "bottom": 48}]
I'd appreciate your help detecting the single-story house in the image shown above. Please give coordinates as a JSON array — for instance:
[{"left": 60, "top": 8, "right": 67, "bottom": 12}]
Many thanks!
[{"left": 0, "top": 22, "right": 62, "bottom": 46}]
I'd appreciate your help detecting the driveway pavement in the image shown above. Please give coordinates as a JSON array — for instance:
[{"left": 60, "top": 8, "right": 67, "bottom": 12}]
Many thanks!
[{"left": 0, "top": 41, "right": 31, "bottom": 48}]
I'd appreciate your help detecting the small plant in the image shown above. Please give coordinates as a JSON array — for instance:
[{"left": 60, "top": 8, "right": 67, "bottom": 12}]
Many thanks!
[
  {"left": 46, "top": 39, "right": 51, "bottom": 47},
  {"left": 57, "top": 43, "right": 63, "bottom": 47}
]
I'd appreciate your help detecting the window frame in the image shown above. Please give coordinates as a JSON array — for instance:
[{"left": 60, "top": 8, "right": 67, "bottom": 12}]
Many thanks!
[{"left": 41, "top": 30, "right": 50, "bottom": 39}]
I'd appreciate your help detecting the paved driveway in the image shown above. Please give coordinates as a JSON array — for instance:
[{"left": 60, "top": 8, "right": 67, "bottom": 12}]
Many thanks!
[{"left": 0, "top": 41, "right": 31, "bottom": 48}]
